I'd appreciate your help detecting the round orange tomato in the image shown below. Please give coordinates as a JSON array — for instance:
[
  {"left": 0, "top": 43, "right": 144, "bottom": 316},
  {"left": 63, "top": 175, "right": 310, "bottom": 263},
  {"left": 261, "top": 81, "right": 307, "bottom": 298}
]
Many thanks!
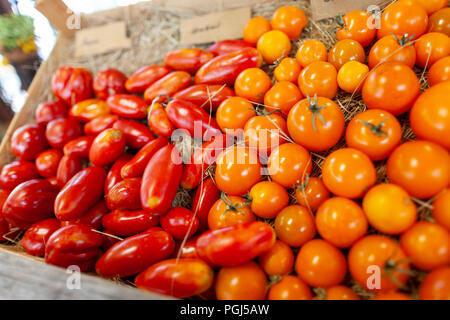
[
  {"left": 295, "top": 176, "right": 330, "bottom": 212},
  {"left": 428, "top": 56, "right": 450, "bottom": 86},
  {"left": 377, "top": 0, "right": 428, "bottom": 40},
  {"left": 268, "top": 275, "right": 312, "bottom": 300},
  {"left": 215, "top": 145, "right": 262, "bottom": 196},
  {"left": 264, "top": 81, "right": 303, "bottom": 115},
  {"left": 208, "top": 195, "right": 255, "bottom": 230},
  {"left": 243, "top": 16, "right": 271, "bottom": 45},
  {"left": 215, "top": 261, "right": 267, "bottom": 300},
  {"left": 258, "top": 240, "right": 294, "bottom": 276},
  {"left": 274, "top": 205, "right": 316, "bottom": 247},
  {"left": 267, "top": 142, "right": 312, "bottom": 188},
  {"left": 362, "top": 61, "right": 420, "bottom": 115},
  {"left": 387, "top": 140, "right": 450, "bottom": 199},
  {"left": 348, "top": 235, "right": 411, "bottom": 292},
  {"left": 257, "top": 30, "right": 291, "bottom": 64},
  {"left": 287, "top": 96, "right": 344, "bottom": 152},
  {"left": 433, "top": 189, "right": 450, "bottom": 231},
  {"left": 235, "top": 68, "right": 271, "bottom": 103},
  {"left": 249, "top": 181, "right": 289, "bottom": 219},
  {"left": 316, "top": 197, "right": 368, "bottom": 249},
  {"left": 337, "top": 61, "right": 369, "bottom": 93},
  {"left": 322, "top": 148, "right": 377, "bottom": 199},
  {"left": 297, "top": 61, "right": 338, "bottom": 99},
  {"left": 371, "top": 292, "right": 413, "bottom": 300},
  {"left": 400, "top": 221, "right": 450, "bottom": 270},
  {"left": 410, "top": 81, "right": 450, "bottom": 150},
  {"left": 368, "top": 34, "right": 416, "bottom": 69},
  {"left": 419, "top": 267, "right": 450, "bottom": 300},
  {"left": 409, "top": 0, "right": 448, "bottom": 15},
  {"left": 216, "top": 97, "right": 256, "bottom": 135},
  {"left": 323, "top": 286, "right": 360, "bottom": 300},
  {"left": 274, "top": 57, "right": 302, "bottom": 83},
  {"left": 336, "top": 10, "right": 377, "bottom": 47},
  {"left": 296, "top": 40, "right": 328, "bottom": 68},
  {"left": 414, "top": 32, "right": 450, "bottom": 68},
  {"left": 345, "top": 109, "right": 402, "bottom": 161},
  {"left": 271, "top": 6, "right": 307, "bottom": 40},
  {"left": 327, "top": 39, "right": 365, "bottom": 70},
  {"left": 295, "top": 239, "right": 347, "bottom": 288},
  {"left": 362, "top": 183, "right": 417, "bottom": 235},
  {"left": 428, "top": 7, "right": 450, "bottom": 36},
  {"left": 243, "top": 113, "right": 288, "bottom": 154}
]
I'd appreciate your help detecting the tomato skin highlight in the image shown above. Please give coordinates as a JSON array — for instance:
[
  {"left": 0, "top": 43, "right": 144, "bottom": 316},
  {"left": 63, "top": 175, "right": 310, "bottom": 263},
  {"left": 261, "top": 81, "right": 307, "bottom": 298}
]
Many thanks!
[
  {"left": 22, "top": 218, "right": 60, "bottom": 257},
  {"left": 164, "top": 48, "right": 214, "bottom": 74},
  {"left": 207, "top": 39, "right": 254, "bottom": 56},
  {"left": 69, "top": 99, "right": 109, "bottom": 123},
  {"left": 89, "top": 128, "right": 126, "bottom": 166},
  {"left": 102, "top": 209, "right": 159, "bottom": 237},
  {"left": 106, "top": 94, "right": 148, "bottom": 119},
  {"left": 196, "top": 221, "right": 275, "bottom": 267},
  {"left": 140, "top": 144, "right": 183, "bottom": 215},
  {"left": 125, "top": 65, "right": 171, "bottom": 94}
]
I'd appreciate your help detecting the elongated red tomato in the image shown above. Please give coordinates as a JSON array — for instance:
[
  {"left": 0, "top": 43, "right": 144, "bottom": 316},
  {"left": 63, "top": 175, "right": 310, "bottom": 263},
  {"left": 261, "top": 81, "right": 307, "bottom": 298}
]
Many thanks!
[
  {"left": 95, "top": 228, "right": 175, "bottom": 277},
  {"left": 69, "top": 99, "right": 109, "bottom": 122},
  {"left": 63, "top": 136, "right": 95, "bottom": 159},
  {"left": 54, "top": 166, "right": 107, "bottom": 221},
  {"left": 104, "top": 154, "right": 133, "bottom": 195},
  {"left": 125, "top": 65, "right": 172, "bottom": 93},
  {"left": 0, "top": 160, "right": 39, "bottom": 191},
  {"left": 195, "top": 48, "right": 261, "bottom": 86},
  {"left": 147, "top": 102, "right": 175, "bottom": 137},
  {"left": 140, "top": 144, "right": 183, "bottom": 215},
  {"left": 11, "top": 124, "right": 48, "bottom": 160},
  {"left": 106, "top": 94, "right": 147, "bottom": 119},
  {"left": 93, "top": 68, "right": 127, "bottom": 99},
  {"left": 35, "top": 100, "right": 68, "bottom": 125},
  {"left": 166, "top": 98, "right": 222, "bottom": 140},
  {"left": 144, "top": 71, "right": 192, "bottom": 103},
  {"left": 164, "top": 48, "right": 214, "bottom": 73},
  {"left": 61, "top": 200, "right": 108, "bottom": 229},
  {"left": 207, "top": 39, "right": 254, "bottom": 56},
  {"left": 106, "top": 177, "right": 141, "bottom": 210},
  {"left": 35, "top": 149, "right": 63, "bottom": 178},
  {"left": 89, "top": 128, "right": 126, "bottom": 166},
  {"left": 102, "top": 209, "right": 160, "bottom": 236},
  {"left": 173, "top": 84, "right": 235, "bottom": 111},
  {"left": 56, "top": 155, "right": 82, "bottom": 188},
  {"left": 84, "top": 114, "right": 119, "bottom": 136},
  {"left": 45, "top": 118, "right": 83, "bottom": 149},
  {"left": 120, "top": 137, "right": 169, "bottom": 179},
  {"left": 22, "top": 218, "right": 60, "bottom": 257},
  {"left": 45, "top": 224, "right": 103, "bottom": 272},
  {"left": 51, "top": 65, "right": 93, "bottom": 105},
  {"left": 112, "top": 119, "right": 154, "bottom": 149},
  {"left": 160, "top": 207, "right": 199, "bottom": 240},
  {"left": 196, "top": 221, "right": 275, "bottom": 267},
  {"left": 2, "top": 179, "right": 59, "bottom": 228},
  {"left": 191, "top": 177, "right": 221, "bottom": 232},
  {"left": 135, "top": 258, "right": 214, "bottom": 298}
]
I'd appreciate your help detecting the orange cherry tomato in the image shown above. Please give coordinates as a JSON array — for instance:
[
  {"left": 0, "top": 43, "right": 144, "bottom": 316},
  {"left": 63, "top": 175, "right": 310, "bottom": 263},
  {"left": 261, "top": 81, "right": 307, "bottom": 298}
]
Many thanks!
[
  {"left": 371, "top": 292, "right": 413, "bottom": 300},
  {"left": 295, "top": 239, "right": 347, "bottom": 288},
  {"left": 337, "top": 61, "right": 369, "bottom": 93},
  {"left": 258, "top": 240, "right": 294, "bottom": 276},
  {"left": 316, "top": 197, "right": 368, "bottom": 248},
  {"left": 296, "top": 40, "right": 328, "bottom": 68},
  {"left": 287, "top": 96, "right": 344, "bottom": 152},
  {"left": 215, "top": 145, "right": 262, "bottom": 196},
  {"left": 267, "top": 142, "right": 312, "bottom": 188},
  {"left": 295, "top": 176, "right": 330, "bottom": 212},
  {"left": 345, "top": 109, "right": 402, "bottom": 161},
  {"left": 328, "top": 39, "right": 365, "bottom": 70},
  {"left": 264, "top": 81, "right": 303, "bottom": 115},
  {"left": 322, "top": 148, "right": 377, "bottom": 199},
  {"left": 414, "top": 32, "right": 450, "bottom": 68},
  {"left": 208, "top": 194, "right": 255, "bottom": 230},
  {"left": 274, "top": 205, "right": 316, "bottom": 247},
  {"left": 409, "top": 0, "right": 448, "bottom": 15},
  {"left": 433, "top": 189, "right": 450, "bottom": 231},
  {"left": 216, "top": 97, "right": 255, "bottom": 135},
  {"left": 368, "top": 34, "right": 416, "bottom": 69},
  {"left": 249, "top": 181, "right": 289, "bottom": 219},
  {"left": 336, "top": 10, "right": 377, "bottom": 47},
  {"left": 268, "top": 275, "right": 312, "bottom": 300},
  {"left": 271, "top": 6, "right": 307, "bottom": 40},
  {"left": 297, "top": 61, "right": 338, "bottom": 99},
  {"left": 243, "top": 16, "right": 272, "bottom": 45},
  {"left": 419, "top": 267, "right": 450, "bottom": 300},
  {"left": 378, "top": 0, "right": 428, "bottom": 40},
  {"left": 323, "top": 286, "right": 360, "bottom": 300},
  {"left": 387, "top": 140, "right": 450, "bottom": 199},
  {"left": 428, "top": 56, "right": 450, "bottom": 86},
  {"left": 400, "top": 221, "right": 450, "bottom": 270},
  {"left": 410, "top": 81, "right": 450, "bottom": 150},
  {"left": 348, "top": 235, "right": 411, "bottom": 292},
  {"left": 234, "top": 68, "right": 271, "bottom": 103},
  {"left": 428, "top": 7, "right": 450, "bottom": 36},
  {"left": 362, "top": 61, "right": 420, "bottom": 115},
  {"left": 257, "top": 30, "right": 291, "bottom": 64},
  {"left": 362, "top": 183, "right": 417, "bottom": 235},
  {"left": 274, "top": 57, "right": 302, "bottom": 83},
  {"left": 215, "top": 261, "right": 267, "bottom": 300},
  {"left": 69, "top": 99, "right": 109, "bottom": 122}
]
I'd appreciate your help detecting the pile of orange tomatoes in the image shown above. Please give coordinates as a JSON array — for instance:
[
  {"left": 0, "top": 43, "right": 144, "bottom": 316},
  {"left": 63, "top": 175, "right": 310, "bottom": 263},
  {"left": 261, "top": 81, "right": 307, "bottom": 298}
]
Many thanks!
[{"left": 0, "top": 0, "right": 449, "bottom": 300}]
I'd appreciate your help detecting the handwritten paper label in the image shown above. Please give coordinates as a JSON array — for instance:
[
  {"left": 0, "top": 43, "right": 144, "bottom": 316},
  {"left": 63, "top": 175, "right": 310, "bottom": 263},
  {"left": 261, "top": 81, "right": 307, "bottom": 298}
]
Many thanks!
[
  {"left": 75, "top": 21, "right": 131, "bottom": 57},
  {"left": 180, "top": 7, "right": 251, "bottom": 45},
  {"left": 310, "top": 0, "right": 385, "bottom": 21}
]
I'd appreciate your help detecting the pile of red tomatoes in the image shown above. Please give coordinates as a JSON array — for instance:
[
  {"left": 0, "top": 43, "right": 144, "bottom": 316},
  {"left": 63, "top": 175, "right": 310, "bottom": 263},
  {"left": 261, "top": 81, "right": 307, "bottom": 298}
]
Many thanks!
[{"left": 0, "top": 0, "right": 449, "bottom": 300}]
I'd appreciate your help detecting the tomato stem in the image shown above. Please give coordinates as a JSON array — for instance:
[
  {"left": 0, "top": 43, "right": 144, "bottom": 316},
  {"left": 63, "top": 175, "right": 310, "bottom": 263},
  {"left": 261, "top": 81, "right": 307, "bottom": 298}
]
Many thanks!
[
  {"left": 335, "top": 14, "right": 345, "bottom": 28},
  {"left": 307, "top": 94, "right": 326, "bottom": 132},
  {"left": 393, "top": 33, "right": 415, "bottom": 47},
  {"left": 357, "top": 117, "right": 389, "bottom": 138},
  {"left": 220, "top": 192, "right": 248, "bottom": 215}
]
